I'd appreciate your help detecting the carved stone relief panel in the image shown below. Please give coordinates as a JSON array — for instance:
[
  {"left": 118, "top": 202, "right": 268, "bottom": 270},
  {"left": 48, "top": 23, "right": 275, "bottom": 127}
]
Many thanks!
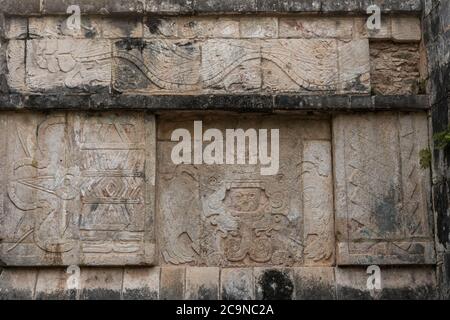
[
  {"left": 0, "top": 112, "right": 155, "bottom": 266},
  {"left": 333, "top": 112, "right": 435, "bottom": 265},
  {"left": 157, "top": 114, "right": 334, "bottom": 267},
  {"left": 26, "top": 39, "right": 112, "bottom": 92}
]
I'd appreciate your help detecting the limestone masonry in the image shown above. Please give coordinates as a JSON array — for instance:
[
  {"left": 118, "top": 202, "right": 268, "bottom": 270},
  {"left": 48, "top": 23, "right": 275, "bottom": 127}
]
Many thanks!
[{"left": 0, "top": 0, "right": 448, "bottom": 300}]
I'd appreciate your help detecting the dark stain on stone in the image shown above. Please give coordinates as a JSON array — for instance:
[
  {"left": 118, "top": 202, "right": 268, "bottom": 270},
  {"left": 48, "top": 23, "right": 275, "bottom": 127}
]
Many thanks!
[
  {"left": 115, "top": 39, "right": 146, "bottom": 51},
  {"left": 123, "top": 288, "right": 157, "bottom": 300},
  {"left": 259, "top": 269, "right": 293, "bottom": 300},
  {"left": 80, "top": 288, "right": 121, "bottom": 300},
  {"left": 374, "top": 187, "right": 398, "bottom": 234},
  {"left": 146, "top": 18, "right": 162, "bottom": 34},
  {"left": 0, "top": 289, "right": 33, "bottom": 300},
  {"left": 295, "top": 280, "right": 335, "bottom": 300},
  {"left": 197, "top": 285, "right": 217, "bottom": 300},
  {"left": 344, "top": 74, "right": 368, "bottom": 92}
]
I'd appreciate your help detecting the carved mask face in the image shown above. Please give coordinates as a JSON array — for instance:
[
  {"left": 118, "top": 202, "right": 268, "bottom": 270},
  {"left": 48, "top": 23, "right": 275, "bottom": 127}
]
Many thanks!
[{"left": 228, "top": 188, "right": 261, "bottom": 212}]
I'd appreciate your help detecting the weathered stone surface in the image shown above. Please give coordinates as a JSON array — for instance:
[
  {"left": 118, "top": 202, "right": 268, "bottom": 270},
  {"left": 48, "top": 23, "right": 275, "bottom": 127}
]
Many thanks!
[
  {"left": 158, "top": 114, "right": 332, "bottom": 267},
  {"left": 255, "top": 268, "right": 294, "bottom": 300},
  {"left": 221, "top": 268, "right": 254, "bottom": 300},
  {"left": 35, "top": 268, "right": 76, "bottom": 300},
  {"left": 0, "top": 112, "right": 156, "bottom": 266},
  {"left": 370, "top": 42, "right": 421, "bottom": 95},
  {"left": 240, "top": 17, "right": 278, "bottom": 38},
  {"left": 293, "top": 267, "right": 335, "bottom": 300},
  {"left": 336, "top": 267, "right": 438, "bottom": 300},
  {"left": 391, "top": 17, "right": 422, "bottom": 42},
  {"left": 160, "top": 267, "right": 185, "bottom": 300},
  {"left": 79, "top": 268, "right": 122, "bottom": 300},
  {"left": 333, "top": 113, "right": 435, "bottom": 265},
  {"left": 113, "top": 39, "right": 201, "bottom": 93},
  {"left": 337, "top": 39, "right": 371, "bottom": 93},
  {"left": 122, "top": 267, "right": 160, "bottom": 300},
  {"left": 0, "top": 268, "right": 37, "bottom": 299},
  {"left": 177, "top": 17, "right": 240, "bottom": 38},
  {"left": 6, "top": 41, "right": 27, "bottom": 92},
  {"left": 4, "top": 17, "right": 27, "bottom": 39},
  {"left": 25, "top": 39, "right": 111, "bottom": 93},
  {"left": 354, "top": 16, "right": 392, "bottom": 40},
  {"left": 279, "top": 17, "right": 353, "bottom": 39},
  {"left": 185, "top": 267, "right": 219, "bottom": 300}
]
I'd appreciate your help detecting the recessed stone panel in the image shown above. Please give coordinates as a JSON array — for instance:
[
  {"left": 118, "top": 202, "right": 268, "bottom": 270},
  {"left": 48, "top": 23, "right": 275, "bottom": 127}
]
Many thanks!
[
  {"left": 157, "top": 114, "right": 333, "bottom": 267},
  {"left": 333, "top": 112, "right": 435, "bottom": 265},
  {"left": 0, "top": 112, "right": 156, "bottom": 266}
]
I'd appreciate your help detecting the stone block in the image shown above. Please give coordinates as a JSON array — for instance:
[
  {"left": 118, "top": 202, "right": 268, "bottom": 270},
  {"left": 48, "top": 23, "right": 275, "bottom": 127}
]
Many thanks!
[
  {"left": 160, "top": 267, "right": 185, "bottom": 300},
  {"left": 333, "top": 113, "right": 435, "bottom": 265},
  {"left": 240, "top": 17, "right": 278, "bottom": 38},
  {"left": 0, "top": 112, "right": 156, "bottom": 266},
  {"left": 79, "top": 268, "right": 123, "bottom": 300},
  {"left": 354, "top": 16, "right": 392, "bottom": 40},
  {"left": 146, "top": 0, "right": 194, "bottom": 13},
  {"left": 144, "top": 17, "right": 178, "bottom": 38},
  {"left": 35, "top": 268, "right": 77, "bottom": 300},
  {"left": 113, "top": 39, "right": 201, "bottom": 93},
  {"left": 177, "top": 17, "right": 240, "bottom": 38},
  {"left": 157, "top": 114, "right": 332, "bottom": 267},
  {"left": 337, "top": 39, "right": 371, "bottom": 93},
  {"left": 25, "top": 39, "right": 111, "bottom": 93},
  {"left": 336, "top": 267, "right": 438, "bottom": 300},
  {"left": 4, "top": 17, "right": 27, "bottom": 39},
  {"left": 255, "top": 268, "right": 294, "bottom": 300},
  {"left": 293, "top": 267, "right": 336, "bottom": 300},
  {"left": 201, "top": 39, "right": 261, "bottom": 92},
  {"left": 279, "top": 17, "right": 353, "bottom": 39},
  {"left": 6, "top": 40, "right": 27, "bottom": 92},
  {"left": 185, "top": 267, "right": 220, "bottom": 300},
  {"left": 122, "top": 267, "right": 160, "bottom": 300},
  {"left": 392, "top": 16, "right": 422, "bottom": 42},
  {"left": 0, "top": 268, "right": 37, "bottom": 299},
  {"left": 221, "top": 268, "right": 254, "bottom": 300}
]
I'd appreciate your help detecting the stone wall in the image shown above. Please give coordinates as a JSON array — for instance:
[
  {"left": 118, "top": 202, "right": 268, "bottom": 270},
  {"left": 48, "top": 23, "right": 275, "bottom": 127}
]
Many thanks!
[
  {"left": 0, "top": 0, "right": 447, "bottom": 300},
  {"left": 423, "top": 0, "right": 450, "bottom": 299}
]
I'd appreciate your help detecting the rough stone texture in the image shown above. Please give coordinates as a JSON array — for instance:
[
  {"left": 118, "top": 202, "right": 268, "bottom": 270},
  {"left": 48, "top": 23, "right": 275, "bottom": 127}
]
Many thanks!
[
  {"left": 159, "top": 267, "right": 185, "bottom": 300},
  {"left": 26, "top": 39, "right": 112, "bottom": 93},
  {"left": 185, "top": 267, "right": 220, "bottom": 300},
  {"left": 79, "top": 268, "right": 123, "bottom": 300},
  {"left": 293, "top": 267, "right": 335, "bottom": 300},
  {"left": 334, "top": 113, "right": 435, "bottom": 265},
  {"left": 221, "top": 268, "right": 254, "bottom": 300},
  {"left": 122, "top": 267, "right": 160, "bottom": 300},
  {"left": 0, "top": 112, "right": 156, "bottom": 266},
  {"left": 336, "top": 267, "right": 438, "bottom": 300},
  {"left": 423, "top": 0, "right": 450, "bottom": 299},
  {"left": 157, "top": 114, "right": 333, "bottom": 267},
  {"left": 35, "top": 268, "right": 76, "bottom": 300},
  {"left": 0, "top": 268, "right": 37, "bottom": 299},
  {"left": 255, "top": 268, "right": 294, "bottom": 300},
  {"left": 370, "top": 42, "right": 422, "bottom": 95}
]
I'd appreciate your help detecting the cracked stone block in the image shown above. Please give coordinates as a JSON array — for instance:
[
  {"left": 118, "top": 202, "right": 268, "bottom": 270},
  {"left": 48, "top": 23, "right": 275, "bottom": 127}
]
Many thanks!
[
  {"left": 333, "top": 113, "right": 435, "bottom": 265},
  {"left": 0, "top": 112, "right": 156, "bottom": 266},
  {"left": 185, "top": 267, "right": 220, "bottom": 300}
]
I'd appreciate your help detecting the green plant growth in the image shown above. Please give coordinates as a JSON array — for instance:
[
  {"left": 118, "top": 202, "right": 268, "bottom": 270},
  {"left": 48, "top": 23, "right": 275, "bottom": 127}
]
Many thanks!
[{"left": 419, "top": 126, "right": 450, "bottom": 169}]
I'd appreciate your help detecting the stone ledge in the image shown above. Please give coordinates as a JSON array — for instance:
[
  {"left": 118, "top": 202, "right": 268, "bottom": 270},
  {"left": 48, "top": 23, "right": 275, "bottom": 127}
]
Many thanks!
[
  {"left": 0, "top": 0, "right": 423, "bottom": 15},
  {"left": 0, "top": 94, "right": 429, "bottom": 111}
]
